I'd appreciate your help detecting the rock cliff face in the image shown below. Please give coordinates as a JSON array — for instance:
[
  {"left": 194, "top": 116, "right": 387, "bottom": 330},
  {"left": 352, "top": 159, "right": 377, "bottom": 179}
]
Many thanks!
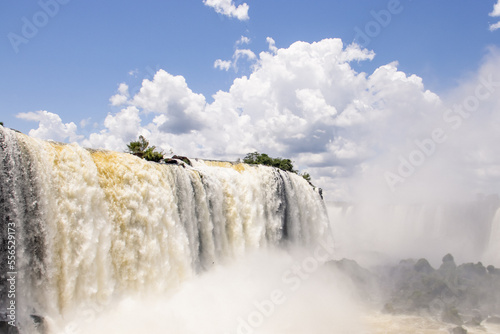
[{"left": 330, "top": 253, "right": 500, "bottom": 329}]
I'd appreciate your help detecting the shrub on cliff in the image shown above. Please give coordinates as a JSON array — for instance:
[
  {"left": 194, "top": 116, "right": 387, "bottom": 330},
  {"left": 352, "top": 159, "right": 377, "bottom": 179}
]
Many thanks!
[
  {"left": 243, "top": 152, "right": 314, "bottom": 183},
  {"left": 126, "top": 136, "right": 164, "bottom": 162},
  {"left": 243, "top": 152, "right": 296, "bottom": 173}
]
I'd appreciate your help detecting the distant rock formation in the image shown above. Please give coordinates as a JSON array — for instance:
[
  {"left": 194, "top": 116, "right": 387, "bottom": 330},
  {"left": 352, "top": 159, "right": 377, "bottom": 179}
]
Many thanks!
[{"left": 328, "top": 253, "right": 500, "bottom": 331}]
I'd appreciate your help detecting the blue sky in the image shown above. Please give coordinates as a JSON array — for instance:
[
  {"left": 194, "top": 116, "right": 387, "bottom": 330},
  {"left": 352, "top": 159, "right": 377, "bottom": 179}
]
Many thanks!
[
  {"left": 1, "top": 0, "right": 500, "bottom": 200},
  {"left": 1, "top": 0, "right": 498, "bottom": 132}
]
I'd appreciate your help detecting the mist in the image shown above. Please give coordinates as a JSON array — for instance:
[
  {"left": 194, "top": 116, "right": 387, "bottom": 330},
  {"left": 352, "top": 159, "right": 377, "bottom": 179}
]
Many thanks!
[
  {"left": 327, "top": 201, "right": 500, "bottom": 268},
  {"left": 50, "top": 249, "right": 368, "bottom": 334},
  {"left": 323, "top": 48, "right": 500, "bottom": 268}
]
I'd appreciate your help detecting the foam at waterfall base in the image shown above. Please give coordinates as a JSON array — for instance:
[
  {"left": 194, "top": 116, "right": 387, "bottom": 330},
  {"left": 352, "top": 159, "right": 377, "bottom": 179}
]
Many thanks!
[{"left": 52, "top": 249, "right": 366, "bottom": 334}]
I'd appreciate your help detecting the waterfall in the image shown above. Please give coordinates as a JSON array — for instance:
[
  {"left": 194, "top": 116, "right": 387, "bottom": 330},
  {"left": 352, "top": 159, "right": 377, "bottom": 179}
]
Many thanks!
[
  {"left": 0, "top": 126, "right": 330, "bottom": 332},
  {"left": 486, "top": 208, "right": 500, "bottom": 266}
]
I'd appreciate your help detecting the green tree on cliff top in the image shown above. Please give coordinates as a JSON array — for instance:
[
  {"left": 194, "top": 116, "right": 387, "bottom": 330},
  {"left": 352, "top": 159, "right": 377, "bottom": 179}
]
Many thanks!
[{"left": 126, "top": 135, "right": 164, "bottom": 162}]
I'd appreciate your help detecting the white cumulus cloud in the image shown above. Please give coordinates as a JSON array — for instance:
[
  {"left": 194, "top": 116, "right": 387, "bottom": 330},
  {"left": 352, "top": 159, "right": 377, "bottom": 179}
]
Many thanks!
[
  {"left": 214, "top": 48, "right": 257, "bottom": 72},
  {"left": 490, "top": 0, "right": 500, "bottom": 31},
  {"left": 491, "top": 0, "right": 500, "bottom": 17},
  {"left": 490, "top": 21, "right": 500, "bottom": 31},
  {"left": 203, "top": 0, "right": 249, "bottom": 21},
  {"left": 233, "top": 49, "right": 256, "bottom": 63},
  {"left": 214, "top": 59, "right": 232, "bottom": 71},
  {"left": 82, "top": 106, "right": 143, "bottom": 151},
  {"left": 237, "top": 36, "right": 251, "bottom": 45},
  {"left": 109, "top": 83, "right": 130, "bottom": 106},
  {"left": 266, "top": 37, "right": 278, "bottom": 54},
  {"left": 16, "top": 110, "right": 81, "bottom": 143},
  {"left": 18, "top": 40, "right": 500, "bottom": 202},
  {"left": 132, "top": 69, "right": 207, "bottom": 134}
]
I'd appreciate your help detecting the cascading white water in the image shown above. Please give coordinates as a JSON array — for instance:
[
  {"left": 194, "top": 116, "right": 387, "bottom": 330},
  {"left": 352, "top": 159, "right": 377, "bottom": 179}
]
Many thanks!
[{"left": 0, "top": 126, "right": 330, "bottom": 333}]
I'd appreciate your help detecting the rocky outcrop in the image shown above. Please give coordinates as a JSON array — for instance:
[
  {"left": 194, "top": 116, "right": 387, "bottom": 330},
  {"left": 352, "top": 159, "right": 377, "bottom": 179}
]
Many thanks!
[
  {"left": 328, "top": 259, "right": 379, "bottom": 302},
  {"left": 172, "top": 155, "right": 192, "bottom": 166},
  {"left": 449, "top": 326, "right": 467, "bottom": 334},
  {"left": 0, "top": 314, "right": 44, "bottom": 334},
  {"left": 329, "top": 254, "right": 500, "bottom": 325}
]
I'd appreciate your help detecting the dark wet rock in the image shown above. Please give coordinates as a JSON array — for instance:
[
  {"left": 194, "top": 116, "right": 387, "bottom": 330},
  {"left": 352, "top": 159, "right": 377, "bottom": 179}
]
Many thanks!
[
  {"left": 172, "top": 155, "right": 192, "bottom": 166},
  {"left": 440, "top": 254, "right": 457, "bottom": 271},
  {"left": 443, "top": 254, "right": 455, "bottom": 263},
  {"left": 0, "top": 321, "right": 19, "bottom": 334},
  {"left": 414, "top": 258, "right": 434, "bottom": 274},
  {"left": 409, "top": 277, "right": 453, "bottom": 311},
  {"left": 327, "top": 259, "right": 379, "bottom": 301},
  {"left": 164, "top": 156, "right": 192, "bottom": 167},
  {"left": 382, "top": 259, "right": 415, "bottom": 288},
  {"left": 378, "top": 257, "right": 456, "bottom": 314},
  {"left": 0, "top": 314, "right": 45, "bottom": 334},
  {"left": 31, "top": 315, "right": 45, "bottom": 334},
  {"left": 329, "top": 259, "right": 375, "bottom": 286},
  {"left": 457, "top": 262, "right": 487, "bottom": 279},
  {"left": 327, "top": 254, "right": 500, "bottom": 321},
  {"left": 449, "top": 326, "right": 467, "bottom": 334},
  {"left": 372, "top": 253, "right": 500, "bottom": 320},
  {"left": 163, "top": 158, "right": 181, "bottom": 165},
  {"left": 487, "top": 265, "right": 500, "bottom": 275},
  {"left": 0, "top": 321, "right": 9, "bottom": 334}
]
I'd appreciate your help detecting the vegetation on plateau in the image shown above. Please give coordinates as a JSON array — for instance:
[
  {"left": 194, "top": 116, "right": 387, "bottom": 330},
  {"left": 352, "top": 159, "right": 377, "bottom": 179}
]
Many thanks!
[
  {"left": 126, "top": 135, "right": 164, "bottom": 162},
  {"left": 243, "top": 152, "right": 296, "bottom": 173},
  {"left": 124, "top": 138, "right": 312, "bottom": 184},
  {"left": 126, "top": 136, "right": 192, "bottom": 166},
  {"left": 243, "top": 152, "right": 312, "bottom": 183}
]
